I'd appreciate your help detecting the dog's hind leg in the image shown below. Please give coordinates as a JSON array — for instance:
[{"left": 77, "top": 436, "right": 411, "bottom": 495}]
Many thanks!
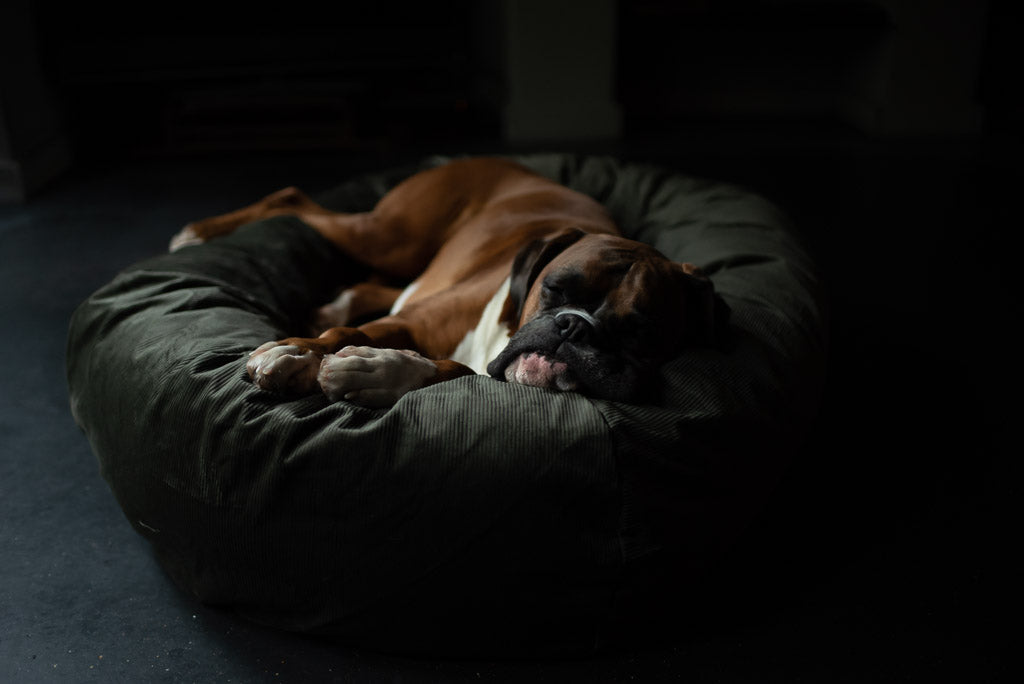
[
  {"left": 173, "top": 177, "right": 456, "bottom": 280},
  {"left": 170, "top": 186, "right": 336, "bottom": 251},
  {"left": 312, "top": 282, "right": 405, "bottom": 334}
]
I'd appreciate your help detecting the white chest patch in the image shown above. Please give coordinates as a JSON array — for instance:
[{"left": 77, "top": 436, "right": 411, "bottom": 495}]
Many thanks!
[{"left": 450, "top": 277, "right": 512, "bottom": 375}]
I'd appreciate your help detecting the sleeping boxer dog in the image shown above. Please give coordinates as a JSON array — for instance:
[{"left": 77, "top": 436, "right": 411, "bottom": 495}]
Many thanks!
[{"left": 171, "top": 157, "right": 728, "bottom": 407}]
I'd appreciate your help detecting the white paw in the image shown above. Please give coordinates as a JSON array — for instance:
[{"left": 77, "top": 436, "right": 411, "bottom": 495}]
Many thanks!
[
  {"left": 169, "top": 224, "right": 204, "bottom": 252},
  {"left": 246, "top": 342, "right": 322, "bottom": 395},
  {"left": 317, "top": 346, "right": 437, "bottom": 407},
  {"left": 314, "top": 289, "right": 356, "bottom": 332}
]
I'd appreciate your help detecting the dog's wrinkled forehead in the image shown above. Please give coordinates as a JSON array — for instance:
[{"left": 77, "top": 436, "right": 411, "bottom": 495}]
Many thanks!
[{"left": 529, "top": 236, "right": 680, "bottom": 318}]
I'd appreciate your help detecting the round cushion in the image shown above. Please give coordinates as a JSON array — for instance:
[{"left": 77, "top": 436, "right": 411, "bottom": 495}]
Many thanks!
[{"left": 67, "top": 154, "right": 826, "bottom": 656}]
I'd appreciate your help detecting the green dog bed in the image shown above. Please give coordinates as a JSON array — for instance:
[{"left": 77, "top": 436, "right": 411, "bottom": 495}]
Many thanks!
[{"left": 67, "top": 154, "right": 826, "bottom": 656}]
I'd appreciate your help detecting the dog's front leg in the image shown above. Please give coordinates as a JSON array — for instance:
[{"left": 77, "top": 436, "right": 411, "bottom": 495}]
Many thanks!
[
  {"left": 247, "top": 321, "right": 474, "bottom": 406},
  {"left": 246, "top": 327, "right": 374, "bottom": 397},
  {"left": 317, "top": 344, "right": 476, "bottom": 407},
  {"left": 316, "top": 347, "right": 439, "bottom": 407}
]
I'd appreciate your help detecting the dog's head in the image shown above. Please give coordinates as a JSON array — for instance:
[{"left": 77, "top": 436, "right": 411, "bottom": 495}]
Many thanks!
[{"left": 487, "top": 228, "right": 729, "bottom": 402}]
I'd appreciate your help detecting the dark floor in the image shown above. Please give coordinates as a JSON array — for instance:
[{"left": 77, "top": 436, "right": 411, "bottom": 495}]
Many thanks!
[{"left": 0, "top": 141, "right": 1014, "bottom": 682}]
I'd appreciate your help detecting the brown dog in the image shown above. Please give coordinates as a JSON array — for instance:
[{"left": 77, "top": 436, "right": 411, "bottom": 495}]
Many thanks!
[{"left": 171, "top": 158, "right": 725, "bottom": 407}]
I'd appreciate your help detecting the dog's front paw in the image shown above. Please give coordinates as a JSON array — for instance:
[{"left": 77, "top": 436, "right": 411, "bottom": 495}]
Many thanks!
[
  {"left": 246, "top": 341, "right": 323, "bottom": 396},
  {"left": 317, "top": 346, "right": 437, "bottom": 408}
]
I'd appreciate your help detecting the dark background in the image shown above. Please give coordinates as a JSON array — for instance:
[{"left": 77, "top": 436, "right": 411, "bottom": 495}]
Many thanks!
[{"left": 1, "top": 0, "right": 1016, "bottom": 680}]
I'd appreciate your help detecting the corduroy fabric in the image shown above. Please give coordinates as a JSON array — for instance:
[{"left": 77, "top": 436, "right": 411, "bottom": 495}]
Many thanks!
[{"left": 66, "top": 154, "right": 825, "bottom": 656}]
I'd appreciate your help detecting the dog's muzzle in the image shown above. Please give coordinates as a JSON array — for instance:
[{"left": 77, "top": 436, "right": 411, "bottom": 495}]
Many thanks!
[{"left": 554, "top": 308, "right": 597, "bottom": 342}]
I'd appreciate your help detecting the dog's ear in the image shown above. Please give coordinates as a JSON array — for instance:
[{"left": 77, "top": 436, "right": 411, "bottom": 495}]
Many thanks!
[
  {"left": 676, "top": 262, "right": 731, "bottom": 348},
  {"left": 500, "top": 227, "right": 586, "bottom": 330}
]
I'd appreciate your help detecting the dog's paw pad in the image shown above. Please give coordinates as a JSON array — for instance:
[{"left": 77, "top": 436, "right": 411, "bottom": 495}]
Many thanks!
[{"left": 246, "top": 342, "right": 322, "bottom": 395}]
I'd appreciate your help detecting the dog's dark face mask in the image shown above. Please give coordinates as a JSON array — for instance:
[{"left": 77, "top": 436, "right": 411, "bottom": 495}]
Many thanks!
[{"left": 487, "top": 230, "right": 727, "bottom": 402}]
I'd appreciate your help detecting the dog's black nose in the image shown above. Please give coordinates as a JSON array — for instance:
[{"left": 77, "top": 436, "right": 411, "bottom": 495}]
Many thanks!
[{"left": 555, "top": 309, "right": 595, "bottom": 342}]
